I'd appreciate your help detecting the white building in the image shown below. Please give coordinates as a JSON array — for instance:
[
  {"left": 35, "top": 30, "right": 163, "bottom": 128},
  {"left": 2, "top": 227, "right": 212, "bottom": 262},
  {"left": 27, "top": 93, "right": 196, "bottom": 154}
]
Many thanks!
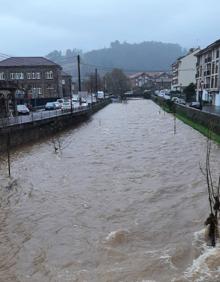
[
  {"left": 171, "top": 48, "right": 200, "bottom": 91},
  {"left": 195, "top": 39, "right": 220, "bottom": 106}
]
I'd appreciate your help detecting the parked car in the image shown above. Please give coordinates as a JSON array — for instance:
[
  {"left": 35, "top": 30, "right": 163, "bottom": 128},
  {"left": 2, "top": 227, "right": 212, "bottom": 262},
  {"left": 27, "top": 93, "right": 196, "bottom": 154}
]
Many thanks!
[
  {"left": 81, "top": 101, "right": 88, "bottom": 107},
  {"left": 72, "top": 101, "right": 80, "bottom": 109},
  {"left": 189, "top": 102, "right": 201, "bottom": 109},
  {"left": 164, "top": 94, "right": 171, "bottom": 100},
  {"left": 17, "top": 104, "right": 30, "bottom": 115},
  {"left": 61, "top": 101, "right": 72, "bottom": 111},
  {"left": 57, "top": 98, "right": 64, "bottom": 105},
  {"left": 54, "top": 102, "right": 61, "bottom": 109},
  {"left": 45, "top": 102, "right": 56, "bottom": 110}
]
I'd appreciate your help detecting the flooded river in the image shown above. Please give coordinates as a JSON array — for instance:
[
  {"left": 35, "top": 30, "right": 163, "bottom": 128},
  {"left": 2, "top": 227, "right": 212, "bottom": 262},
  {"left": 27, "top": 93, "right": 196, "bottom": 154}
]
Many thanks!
[{"left": 1, "top": 99, "right": 220, "bottom": 282}]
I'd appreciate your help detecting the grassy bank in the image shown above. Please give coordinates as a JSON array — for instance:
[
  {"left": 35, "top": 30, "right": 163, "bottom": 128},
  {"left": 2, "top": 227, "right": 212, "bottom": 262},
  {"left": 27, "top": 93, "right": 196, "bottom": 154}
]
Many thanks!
[
  {"left": 175, "top": 112, "right": 220, "bottom": 144},
  {"left": 154, "top": 98, "right": 220, "bottom": 144}
]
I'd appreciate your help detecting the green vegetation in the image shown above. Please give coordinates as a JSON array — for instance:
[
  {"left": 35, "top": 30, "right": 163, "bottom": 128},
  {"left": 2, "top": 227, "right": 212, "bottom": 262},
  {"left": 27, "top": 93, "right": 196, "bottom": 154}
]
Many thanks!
[
  {"left": 154, "top": 97, "right": 220, "bottom": 144},
  {"left": 175, "top": 112, "right": 220, "bottom": 144},
  {"left": 183, "top": 83, "right": 196, "bottom": 102}
]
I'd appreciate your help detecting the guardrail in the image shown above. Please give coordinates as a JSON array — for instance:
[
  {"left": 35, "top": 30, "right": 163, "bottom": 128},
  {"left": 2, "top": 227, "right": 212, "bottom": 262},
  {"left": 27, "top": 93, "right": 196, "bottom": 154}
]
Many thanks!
[{"left": 0, "top": 105, "right": 90, "bottom": 128}]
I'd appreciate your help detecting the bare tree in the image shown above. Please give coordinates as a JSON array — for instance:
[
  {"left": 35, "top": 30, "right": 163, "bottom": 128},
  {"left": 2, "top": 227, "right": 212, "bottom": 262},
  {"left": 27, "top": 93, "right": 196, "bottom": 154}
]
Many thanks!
[{"left": 200, "top": 123, "right": 220, "bottom": 247}]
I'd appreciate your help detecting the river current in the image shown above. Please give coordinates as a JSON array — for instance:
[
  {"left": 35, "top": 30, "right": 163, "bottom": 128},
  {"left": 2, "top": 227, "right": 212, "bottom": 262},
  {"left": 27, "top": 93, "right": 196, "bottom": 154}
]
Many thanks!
[{"left": 1, "top": 99, "right": 220, "bottom": 282}]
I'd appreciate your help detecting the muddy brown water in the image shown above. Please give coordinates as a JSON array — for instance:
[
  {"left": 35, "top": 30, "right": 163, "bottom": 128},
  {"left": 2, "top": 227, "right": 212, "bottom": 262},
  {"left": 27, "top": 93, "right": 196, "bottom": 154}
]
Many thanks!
[{"left": 1, "top": 99, "right": 220, "bottom": 282}]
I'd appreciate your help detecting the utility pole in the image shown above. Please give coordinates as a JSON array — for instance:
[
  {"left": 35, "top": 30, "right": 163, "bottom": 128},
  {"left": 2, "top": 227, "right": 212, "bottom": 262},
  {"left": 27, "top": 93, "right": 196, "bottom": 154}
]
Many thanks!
[
  {"left": 77, "top": 55, "right": 81, "bottom": 92},
  {"left": 95, "top": 68, "right": 98, "bottom": 94}
]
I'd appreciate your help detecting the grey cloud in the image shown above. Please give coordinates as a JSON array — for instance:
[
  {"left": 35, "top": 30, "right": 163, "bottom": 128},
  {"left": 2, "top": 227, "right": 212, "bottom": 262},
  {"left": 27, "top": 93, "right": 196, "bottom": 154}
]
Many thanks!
[{"left": 0, "top": 0, "right": 220, "bottom": 55}]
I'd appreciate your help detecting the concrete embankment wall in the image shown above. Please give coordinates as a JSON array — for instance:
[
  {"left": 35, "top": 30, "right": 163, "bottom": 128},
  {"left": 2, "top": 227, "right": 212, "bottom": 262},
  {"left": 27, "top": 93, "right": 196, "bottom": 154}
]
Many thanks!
[
  {"left": 152, "top": 95, "right": 220, "bottom": 135},
  {"left": 0, "top": 99, "right": 110, "bottom": 152}
]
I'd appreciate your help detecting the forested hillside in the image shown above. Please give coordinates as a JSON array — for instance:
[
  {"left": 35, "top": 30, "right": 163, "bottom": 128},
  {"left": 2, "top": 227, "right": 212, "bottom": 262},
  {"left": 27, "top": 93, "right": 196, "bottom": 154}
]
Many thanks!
[{"left": 46, "top": 41, "right": 186, "bottom": 78}]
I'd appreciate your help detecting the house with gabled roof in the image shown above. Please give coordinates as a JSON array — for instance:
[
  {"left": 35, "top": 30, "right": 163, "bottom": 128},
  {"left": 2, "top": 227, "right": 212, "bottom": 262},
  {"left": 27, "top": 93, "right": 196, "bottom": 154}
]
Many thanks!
[{"left": 0, "top": 57, "right": 64, "bottom": 99}]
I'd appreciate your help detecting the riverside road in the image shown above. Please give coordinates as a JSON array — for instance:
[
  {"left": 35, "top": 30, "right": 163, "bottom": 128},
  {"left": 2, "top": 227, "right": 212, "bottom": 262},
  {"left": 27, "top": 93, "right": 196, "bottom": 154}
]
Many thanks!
[{"left": 0, "top": 106, "right": 89, "bottom": 128}]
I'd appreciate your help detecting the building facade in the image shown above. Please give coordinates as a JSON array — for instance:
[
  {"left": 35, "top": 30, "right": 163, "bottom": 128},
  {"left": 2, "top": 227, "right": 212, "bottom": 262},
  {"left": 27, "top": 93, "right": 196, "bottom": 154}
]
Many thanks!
[
  {"left": 129, "top": 72, "right": 172, "bottom": 90},
  {"left": 0, "top": 57, "right": 64, "bottom": 99},
  {"left": 195, "top": 40, "right": 220, "bottom": 105},
  {"left": 171, "top": 48, "right": 200, "bottom": 91}
]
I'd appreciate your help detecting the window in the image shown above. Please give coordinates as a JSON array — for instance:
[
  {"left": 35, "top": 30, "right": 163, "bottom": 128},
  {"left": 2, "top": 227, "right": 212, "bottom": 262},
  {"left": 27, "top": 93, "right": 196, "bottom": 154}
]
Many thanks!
[
  {"left": 217, "top": 49, "right": 219, "bottom": 59},
  {"left": 27, "top": 72, "right": 41, "bottom": 79},
  {"left": 27, "top": 73, "right": 31, "bottom": 79},
  {"left": 216, "top": 62, "right": 219, "bottom": 74},
  {"left": 32, "top": 87, "right": 42, "bottom": 97},
  {"left": 36, "top": 72, "right": 41, "bottom": 79},
  {"left": 215, "top": 76, "right": 218, "bottom": 88},
  {"left": 211, "top": 77, "right": 214, "bottom": 88},
  {"left": 0, "top": 72, "right": 5, "bottom": 80},
  {"left": 212, "top": 63, "right": 215, "bottom": 74},
  {"left": 10, "top": 72, "right": 24, "bottom": 80},
  {"left": 45, "top": 71, "right": 53, "bottom": 79},
  {"left": 10, "top": 73, "right": 15, "bottom": 79}
]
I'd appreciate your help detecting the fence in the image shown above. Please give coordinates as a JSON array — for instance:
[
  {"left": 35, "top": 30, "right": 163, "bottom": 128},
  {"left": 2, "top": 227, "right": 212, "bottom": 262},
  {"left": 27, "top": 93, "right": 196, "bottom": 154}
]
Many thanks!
[{"left": 0, "top": 105, "right": 90, "bottom": 128}]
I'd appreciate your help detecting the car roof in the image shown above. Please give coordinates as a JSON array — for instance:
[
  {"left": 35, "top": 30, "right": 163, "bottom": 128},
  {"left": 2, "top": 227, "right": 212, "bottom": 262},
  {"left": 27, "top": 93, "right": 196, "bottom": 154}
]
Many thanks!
[{"left": 17, "top": 104, "right": 27, "bottom": 107}]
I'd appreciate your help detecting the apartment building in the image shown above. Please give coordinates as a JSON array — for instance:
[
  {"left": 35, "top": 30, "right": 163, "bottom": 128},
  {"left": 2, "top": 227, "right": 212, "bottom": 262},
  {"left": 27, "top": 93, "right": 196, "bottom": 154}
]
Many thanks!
[
  {"left": 195, "top": 40, "right": 220, "bottom": 105},
  {"left": 171, "top": 48, "right": 200, "bottom": 91},
  {"left": 0, "top": 57, "right": 64, "bottom": 99}
]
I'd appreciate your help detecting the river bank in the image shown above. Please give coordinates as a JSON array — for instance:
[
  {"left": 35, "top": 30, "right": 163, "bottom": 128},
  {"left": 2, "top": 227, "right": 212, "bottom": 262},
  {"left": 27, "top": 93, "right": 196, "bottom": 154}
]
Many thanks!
[{"left": 152, "top": 95, "right": 220, "bottom": 144}]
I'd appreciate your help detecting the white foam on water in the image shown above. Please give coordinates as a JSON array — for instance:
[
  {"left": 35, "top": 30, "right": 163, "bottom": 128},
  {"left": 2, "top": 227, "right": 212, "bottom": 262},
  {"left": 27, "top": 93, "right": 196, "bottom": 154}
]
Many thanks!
[
  {"left": 184, "top": 228, "right": 220, "bottom": 282},
  {"left": 105, "top": 229, "right": 130, "bottom": 244},
  {"left": 145, "top": 248, "right": 177, "bottom": 271}
]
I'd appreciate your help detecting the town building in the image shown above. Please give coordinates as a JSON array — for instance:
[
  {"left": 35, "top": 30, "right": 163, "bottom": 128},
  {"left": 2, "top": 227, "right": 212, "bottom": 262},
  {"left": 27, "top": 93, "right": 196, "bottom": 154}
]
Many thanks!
[
  {"left": 0, "top": 57, "right": 65, "bottom": 100},
  {"left": 128, "top": 71, "right": 172, "bottom": 90},
  {"left": 195, "top": 40, "right": 220, "bottom": 105},
  {"left": 129, "top": 72, "right": 149, "bottom": 88},
  {"left": 171, "top": 48, "right": 200, "bottom": 91}
]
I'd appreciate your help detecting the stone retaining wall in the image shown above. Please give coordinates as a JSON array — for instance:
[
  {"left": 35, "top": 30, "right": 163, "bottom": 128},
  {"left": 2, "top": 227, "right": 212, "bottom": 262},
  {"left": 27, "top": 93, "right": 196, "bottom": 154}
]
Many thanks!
[
  {"left": 0, "top": 99, "right": 110, "bottom": 152},
  {"left": 152, "top": 95, "right": 220, "bottom": 135}
]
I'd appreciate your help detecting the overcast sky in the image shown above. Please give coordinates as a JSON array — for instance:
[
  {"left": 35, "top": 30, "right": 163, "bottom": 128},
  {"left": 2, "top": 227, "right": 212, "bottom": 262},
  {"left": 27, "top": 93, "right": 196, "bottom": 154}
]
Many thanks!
[{"left": 0, "top": 0, "right": 219, "bottom": 57}]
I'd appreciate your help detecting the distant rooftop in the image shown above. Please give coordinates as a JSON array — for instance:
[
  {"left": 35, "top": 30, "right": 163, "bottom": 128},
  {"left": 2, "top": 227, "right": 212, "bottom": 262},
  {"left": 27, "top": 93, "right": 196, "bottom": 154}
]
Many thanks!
[
  {"left": 129, "top": 71, "right": 171, "bottom": 79},
  {"left": 0, "top": 57, "right": 61, "bottom": 68}
]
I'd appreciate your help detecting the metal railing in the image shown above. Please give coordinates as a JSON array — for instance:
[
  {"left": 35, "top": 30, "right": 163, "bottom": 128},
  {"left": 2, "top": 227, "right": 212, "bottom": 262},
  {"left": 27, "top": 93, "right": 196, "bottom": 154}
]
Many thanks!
[{"left": 0, "top": 105, "right": 90, "bottom": 128}]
